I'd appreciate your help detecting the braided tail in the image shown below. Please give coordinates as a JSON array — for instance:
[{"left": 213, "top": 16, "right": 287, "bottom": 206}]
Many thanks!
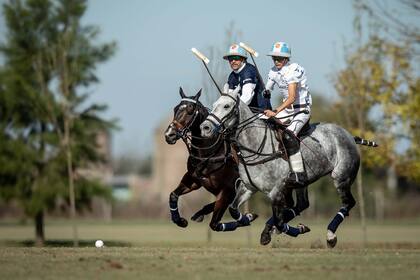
[{"left": 354, "top": 136, "right": 378, "bottom": 147}]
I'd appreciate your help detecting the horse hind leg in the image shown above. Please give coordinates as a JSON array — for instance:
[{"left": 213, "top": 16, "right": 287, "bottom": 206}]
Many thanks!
[
  {"left": 191, "top": 201, "right": 215, "bottom": 222},
  {"left": 260, "top": 187, "right": 310, "bottom": 245},
  {"left": 327, "top": 175, "right": 357, "bottom": 248}
]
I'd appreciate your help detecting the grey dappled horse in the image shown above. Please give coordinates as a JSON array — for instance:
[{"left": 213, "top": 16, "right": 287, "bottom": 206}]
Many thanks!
[{"left": 200, "top": 88, "right": 377, "bottom": 248}]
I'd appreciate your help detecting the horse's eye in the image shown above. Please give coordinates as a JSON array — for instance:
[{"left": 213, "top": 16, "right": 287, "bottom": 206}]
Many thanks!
[
  {"left": 224, "top": 104, "right": 230, "bottom": 109},
  {"left": 187, "top": 104, "right": 195, "bottom": 114}
]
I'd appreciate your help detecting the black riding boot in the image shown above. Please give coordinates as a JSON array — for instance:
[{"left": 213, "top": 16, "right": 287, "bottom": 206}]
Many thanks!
[
  {"left": 286, "top": 171, "right": 308, "bottom": 188},
  {"left": 282, "top": 129, "right": 308, "bottom": 188}
]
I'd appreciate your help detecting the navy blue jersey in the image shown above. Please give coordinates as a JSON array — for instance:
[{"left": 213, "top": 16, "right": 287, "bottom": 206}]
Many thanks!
[{"left": 227, "top": 63, "right": 271, "bottom": 110}]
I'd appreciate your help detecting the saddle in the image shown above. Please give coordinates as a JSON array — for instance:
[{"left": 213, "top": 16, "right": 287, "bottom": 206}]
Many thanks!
[{"left": 266, "top": 117, "right": 317, "bottom": 161}]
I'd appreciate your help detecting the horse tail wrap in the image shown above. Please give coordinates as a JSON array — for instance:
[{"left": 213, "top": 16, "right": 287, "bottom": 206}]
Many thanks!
[{"left": 354, "top": 136, "right": 378, "bottom": 147}]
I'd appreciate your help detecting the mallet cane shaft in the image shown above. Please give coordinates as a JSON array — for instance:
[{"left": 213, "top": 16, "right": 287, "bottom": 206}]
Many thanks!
[
  {"left": 191, "top": 48, "right": 223, "bottom": 95},
  {"left": 239, "top": 42, "right": 266, "bottom": 89}
]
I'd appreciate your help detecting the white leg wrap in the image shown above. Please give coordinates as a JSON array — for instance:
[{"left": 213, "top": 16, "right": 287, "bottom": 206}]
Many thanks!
[{"left": 290, "top": 152, "right": 304, "bottom": 172}]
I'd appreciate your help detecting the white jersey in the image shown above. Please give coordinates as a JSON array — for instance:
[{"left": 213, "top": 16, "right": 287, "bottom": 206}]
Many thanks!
[{"left": 266, "top": 62, "right": 312, "bottom": 108}]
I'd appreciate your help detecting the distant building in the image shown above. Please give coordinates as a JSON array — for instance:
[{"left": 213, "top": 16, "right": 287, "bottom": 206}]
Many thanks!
[
  {"left": 109, "top": 174, "right": 151, "bottom": 201},
  {"left": 151, "top": 115, "right": 211, "bottom": 217},
  {"left": 152, "top": 115, "right": 189, "bottom": 201}
]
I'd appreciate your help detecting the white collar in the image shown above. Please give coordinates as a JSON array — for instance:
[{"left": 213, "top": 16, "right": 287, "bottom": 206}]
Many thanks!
[
  {"left": 277, "top": 61, "right": 291, "bottom": 72},
  {"left": 233, "top": 63, "right": 246, "bottom": 74}
]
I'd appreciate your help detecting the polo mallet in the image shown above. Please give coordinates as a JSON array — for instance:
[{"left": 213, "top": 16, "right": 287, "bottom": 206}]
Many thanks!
[
  {"left": 239, "top": 42, "right": 266, "bottom": 89},
  {"left": 191, "top": 48, "right": 223, "bottom": 95}
]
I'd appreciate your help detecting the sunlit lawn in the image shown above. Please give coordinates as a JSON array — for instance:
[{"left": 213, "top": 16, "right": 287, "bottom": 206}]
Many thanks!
[{"left": 1, "top": 218, "right": 420, "bottom": 279}]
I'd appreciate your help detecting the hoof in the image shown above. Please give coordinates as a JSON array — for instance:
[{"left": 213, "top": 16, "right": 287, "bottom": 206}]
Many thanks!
[
  {"left": 298, "top": 223, "right": 311, "bottom": 234},
  {"left": 326, "top": 230, "right": 337, "bottom": 248},
  {"left": 177, "top": 217, "right": 188, "bottom": 228},
  {"left": 191, "top": 214, "right": 204, "bottom": 223},
  {"left": 260, "top": 224, "right": 272, "bottom": 246},
  {"left": 246, "top": 213, "right": 259, "bottom": 223}
]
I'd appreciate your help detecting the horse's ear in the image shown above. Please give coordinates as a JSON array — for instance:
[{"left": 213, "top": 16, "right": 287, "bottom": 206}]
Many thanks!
[
  {"left": 179, "top": 87, "right": 186, "bottom": 98},
  {"left": 194, "top": 89, "right": 202, "bottom": 100}
]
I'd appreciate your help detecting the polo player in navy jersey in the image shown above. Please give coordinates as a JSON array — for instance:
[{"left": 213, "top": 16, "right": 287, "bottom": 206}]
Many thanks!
[{"left": 223, "top": 44, "right": 272, "bottom": 111}]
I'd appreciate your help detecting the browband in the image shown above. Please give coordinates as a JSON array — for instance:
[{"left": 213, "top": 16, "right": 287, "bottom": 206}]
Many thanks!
[{"left": 181, "top": 98, "right": 197, "bottom": 103}]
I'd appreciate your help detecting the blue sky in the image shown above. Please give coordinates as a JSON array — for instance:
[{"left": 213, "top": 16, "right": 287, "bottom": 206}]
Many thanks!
[{"left": 1, "top": 0, "right": 358, "bottom": 157}]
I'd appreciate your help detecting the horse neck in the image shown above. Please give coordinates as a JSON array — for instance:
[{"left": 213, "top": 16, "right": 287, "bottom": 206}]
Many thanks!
[{"left": 235, "top": 102, "right": 273, "bottom": 151}]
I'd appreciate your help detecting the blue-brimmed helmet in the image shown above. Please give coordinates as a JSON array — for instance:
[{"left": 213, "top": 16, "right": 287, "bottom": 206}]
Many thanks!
[
  {"left": 223, "top": 44, "right": 248, "bottom": 60},
  {"left": 267, "top": 42, "right": 291, "bottom": 58}
]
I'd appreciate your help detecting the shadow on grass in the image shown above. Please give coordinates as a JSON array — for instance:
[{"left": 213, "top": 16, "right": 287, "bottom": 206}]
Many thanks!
[{"left": 0, "top": 239, "right": 132, "bottom": 247}]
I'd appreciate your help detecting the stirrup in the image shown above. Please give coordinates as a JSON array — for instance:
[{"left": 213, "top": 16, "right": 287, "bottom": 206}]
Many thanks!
[{"left": 285, "top": 172, "right": 307, "bottom": 188}]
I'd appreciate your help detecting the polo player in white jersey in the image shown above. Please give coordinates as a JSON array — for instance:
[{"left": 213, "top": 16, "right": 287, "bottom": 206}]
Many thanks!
[{"left": 263, "top": 41, "right": 312, "bottom": 188}]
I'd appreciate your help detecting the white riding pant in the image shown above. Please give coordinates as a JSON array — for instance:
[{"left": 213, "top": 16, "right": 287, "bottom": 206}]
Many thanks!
[{"left": 259, "top": 107, "right": 311, "bottom": 135}]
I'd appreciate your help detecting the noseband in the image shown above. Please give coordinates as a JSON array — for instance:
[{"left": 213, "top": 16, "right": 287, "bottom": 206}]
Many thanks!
[{"left": 207, "top": 94, "right": 240, "bottom": 134}]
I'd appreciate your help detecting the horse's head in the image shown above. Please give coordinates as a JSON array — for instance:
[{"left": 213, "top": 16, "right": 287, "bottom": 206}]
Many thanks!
[
  {"left": 200, "top": 86, "right": 240, "bottom": 138},
  {"left": 165, "top": 87, "right": 204, "bottom": 144}
]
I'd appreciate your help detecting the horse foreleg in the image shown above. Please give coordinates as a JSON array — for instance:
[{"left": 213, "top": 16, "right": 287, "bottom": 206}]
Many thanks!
[
  {"left": 294, "top": 187, "right": 310, "bottom": 215},
  {"left": 272, "top": 191, "right": 308, "bottom": 238},
  {"left": 169, "top": 173, "right": 199, "bottom": 228},
  {"left": 262, "top": 187, "right": 309, "bottom": 245},
  {"left": 191, "top": 201, "right": 216, "bottom": 222},
  {"left": 208, "top": 189, "right": 235, "bottom": 231},
  {"left": 228, "top": 181, "right": 257, "bottom": 227},
  {"left": 265, "top": 187, "right": 303, "bottom": 228}
]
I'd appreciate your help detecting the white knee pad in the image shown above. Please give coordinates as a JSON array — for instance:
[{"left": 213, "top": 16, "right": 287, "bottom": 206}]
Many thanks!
[{"left": 290, "top": 152, "right": 304, "bottom": 172}]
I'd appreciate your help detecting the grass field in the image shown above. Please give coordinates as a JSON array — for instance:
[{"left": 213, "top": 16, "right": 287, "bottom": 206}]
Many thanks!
[{"left": 1, "top": 218, "right": 420, "bottom": 279}]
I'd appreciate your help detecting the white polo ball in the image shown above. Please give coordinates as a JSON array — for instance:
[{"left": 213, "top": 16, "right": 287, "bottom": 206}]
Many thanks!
[{"left": 95, "top": 240, "right": 104, "bottom": 248}]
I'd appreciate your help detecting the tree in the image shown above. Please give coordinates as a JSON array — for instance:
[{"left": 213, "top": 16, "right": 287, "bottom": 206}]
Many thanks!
[
  {"left": 351, "top": 0, "right": 420, "bottom": 184},
  {"left": 332, "top": 1, "right": 420, "bottom": 236},
  {"left": 0, "top": 0, "right": 116, "bottom": 246}
]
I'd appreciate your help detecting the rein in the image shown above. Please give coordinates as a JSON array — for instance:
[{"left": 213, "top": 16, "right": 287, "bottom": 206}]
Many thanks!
[
  {"left": 215, "top": 95, "right": 308, "bottom": 165},
  {"left": 171, "top": 99, "right": 233, "bottom": 175},
  {"left": 210, "top": 94, "right": 308, "bottom": 188}
]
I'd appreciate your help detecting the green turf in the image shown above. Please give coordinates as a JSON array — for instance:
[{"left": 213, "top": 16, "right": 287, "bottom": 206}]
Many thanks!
[{"left": 1, "top": 219, "right": 420, "bottom": 279}]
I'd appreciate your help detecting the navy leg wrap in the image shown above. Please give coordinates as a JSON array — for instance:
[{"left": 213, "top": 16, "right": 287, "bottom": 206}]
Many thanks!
[
  {"left": 219, "top": 221, "right": 238, "bottom": 231},
  {"left": 327, "top": 208, "right": 349, "bottom": 233},
  {"left": 266, "top": 216, "right": 275, "bottom": 226},
  {"left": 236, "top": 213, "right": 251, "bottom": 226},
  {"left": 281, "top": 223, "right": 301, "bottom": 237},
  {"left": 169, "top": 194, "right": 180, "bottom": 222},
  {"left": 229, "top": 207, "right": 250, "bottom": 225},
  {"left": 283, "top": 208, "right": 297, "bottom": 223}
]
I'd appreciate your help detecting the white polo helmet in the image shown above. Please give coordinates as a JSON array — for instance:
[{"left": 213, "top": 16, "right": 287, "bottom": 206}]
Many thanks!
[
  {"left": 223, "top": 44, "right": 248, "bottom": 60},
  {"left": 267, "top": 42, "right": 291, "bottom": 58}
]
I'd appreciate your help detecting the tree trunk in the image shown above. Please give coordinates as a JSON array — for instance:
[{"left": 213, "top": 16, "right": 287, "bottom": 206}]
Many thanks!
[
  {"left": 65, "top": 118, "right": 78, "bottom": 247},
  {"left": 356, "top": 156, "right": 367, "bottom": 247},
  {"left": 35, "top": 210, "right": 45, "bottom": 247},
  {"left": 386, "top": 160, "right": 397, "bottom": 196},
  {"left": 374, "top": 187, "right": 385, "bottom": 221}
]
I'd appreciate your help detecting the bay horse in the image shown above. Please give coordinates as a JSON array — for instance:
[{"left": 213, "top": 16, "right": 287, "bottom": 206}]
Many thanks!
[
  {"left": 200, "top": 88, "right": 378, "bottom": 247},
  {"left": 164, "top": 87, "right": 259, "bottom": 232}
]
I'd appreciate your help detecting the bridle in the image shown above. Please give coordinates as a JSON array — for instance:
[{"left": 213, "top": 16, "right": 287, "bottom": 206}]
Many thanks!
[
  {"left": 169, "top": 97, "right": 235, "bottom": 176},
  {"left": 206, "top": 93, "right": 241, "bottom": 134},
  {"left": 170, "top": 98, "right": 200, "bottom": 139}
]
